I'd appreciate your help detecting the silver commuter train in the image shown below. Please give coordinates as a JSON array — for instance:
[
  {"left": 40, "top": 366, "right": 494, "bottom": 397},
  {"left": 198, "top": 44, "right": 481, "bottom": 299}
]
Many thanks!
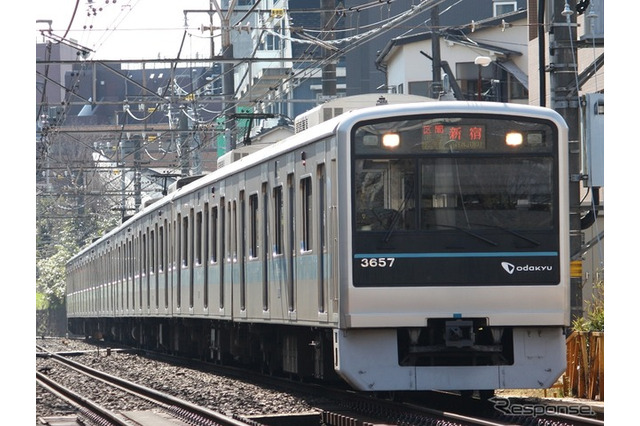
[{"left": 66, "top": 100, "right": 570, "bottom": 393}]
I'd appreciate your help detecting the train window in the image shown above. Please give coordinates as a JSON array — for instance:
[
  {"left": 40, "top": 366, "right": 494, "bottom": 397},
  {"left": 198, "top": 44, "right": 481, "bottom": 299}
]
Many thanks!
[
  {"left": 273, "top": 186, "right": 283, "bottom": 255},
  {"left": 227, "top": 201, "right": 234, "bottom": 262},
  {"left": 196, "top": 211, "right": 203, "bottom": 265},
  {"left": 150, "top": 229, "right": 155, "bottom": 274},
  {"left": 182, "top": 215, "right": 189, "bottom": 267},
  {"left": 301, "top": 176, "right": 312, "bottom": 252},
  {"left": 249, "top": 193, "right": 258, "bottom": 258},
  {"left": 210, "top": 206, "right": 218, "bottom": 263},
  {"left": 158, "top": 226, "right": 164, "bottom": 272}
]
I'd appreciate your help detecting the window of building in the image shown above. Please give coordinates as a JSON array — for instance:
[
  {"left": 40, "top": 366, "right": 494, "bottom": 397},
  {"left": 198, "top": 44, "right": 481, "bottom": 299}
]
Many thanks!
[
  {"left": 260, "top": 25, "right": 281, "bottom": 51},
  {"left": 494, "top": 1, "right": 516, "bottom": 16},
  {"left": 508, "top": 75, "right": 528, "bottom": 99},
  {"left": 408, "top": 81, "right": 428, "bottom": 97}
]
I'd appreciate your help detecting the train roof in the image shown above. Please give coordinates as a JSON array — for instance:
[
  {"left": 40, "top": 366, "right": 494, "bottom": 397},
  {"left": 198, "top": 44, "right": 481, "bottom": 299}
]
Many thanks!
[{"left": 66, "top": 109, "right": 351, "bottom": 264}]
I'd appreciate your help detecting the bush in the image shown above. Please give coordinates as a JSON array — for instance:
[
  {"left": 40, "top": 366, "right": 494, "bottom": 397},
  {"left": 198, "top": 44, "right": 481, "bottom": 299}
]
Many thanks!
[{"left": 572, "top": 272, "right": 604, "bottom": 332}]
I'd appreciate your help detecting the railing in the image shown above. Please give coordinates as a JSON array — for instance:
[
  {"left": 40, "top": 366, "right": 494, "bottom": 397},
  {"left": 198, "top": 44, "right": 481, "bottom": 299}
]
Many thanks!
[{"left": 565, "top": 331, "right": 604, "bottom": 401}]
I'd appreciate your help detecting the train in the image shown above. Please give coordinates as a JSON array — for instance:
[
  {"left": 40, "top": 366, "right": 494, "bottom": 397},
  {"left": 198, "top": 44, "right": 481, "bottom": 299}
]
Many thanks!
[{"left": 66, "top": 99, "right": 570, "bottom": 393}]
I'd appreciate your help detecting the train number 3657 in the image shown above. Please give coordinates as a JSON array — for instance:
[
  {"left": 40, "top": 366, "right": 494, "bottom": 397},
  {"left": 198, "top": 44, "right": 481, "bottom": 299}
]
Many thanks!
[{"left": 359, "top": 257, "right": 396, "bottom": 268}]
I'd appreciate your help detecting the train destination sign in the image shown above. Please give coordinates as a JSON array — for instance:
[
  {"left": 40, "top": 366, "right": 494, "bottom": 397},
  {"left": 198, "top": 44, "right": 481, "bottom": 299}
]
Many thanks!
[{"left": 421, "top": 123, "right": 486, "bottom": 150}]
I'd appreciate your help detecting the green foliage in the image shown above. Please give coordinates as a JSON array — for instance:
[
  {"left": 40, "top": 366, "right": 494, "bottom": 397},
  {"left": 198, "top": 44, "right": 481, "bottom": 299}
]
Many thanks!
[
  {"left": 36, "top": 292, "right": 49, "bottom": 310},
  {"left": 36, "top": 240, "right": 76, "bottom": 308},
  {"left": 572, "top": 272, "right": 604, "bottom": 332},
  {"left": 36, "top": 191, "right": 120, "bottom": 313}
]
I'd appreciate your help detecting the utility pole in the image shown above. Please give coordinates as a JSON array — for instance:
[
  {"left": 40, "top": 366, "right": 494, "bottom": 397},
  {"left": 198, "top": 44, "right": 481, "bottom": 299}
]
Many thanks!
[
  {"left": 321, "top": 0, "right": 337, "bottom": 99},
  {"left": 178, "top": 106, "right": 191, "bottom": 176},
  {"left": 548, "top": 0, "right": 582, "bottom": 321},
  {"left": 430, "top": 5, "right": 442, "bottom": 98},
  {"left": 133, "top": 134, "right": 142, "bottom": 209}
]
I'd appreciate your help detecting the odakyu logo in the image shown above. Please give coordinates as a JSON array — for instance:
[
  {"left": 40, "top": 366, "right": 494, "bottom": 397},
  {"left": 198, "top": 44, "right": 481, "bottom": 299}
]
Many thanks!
[{"left": 501, "top": 261, "right": 553, "bottom": 275}]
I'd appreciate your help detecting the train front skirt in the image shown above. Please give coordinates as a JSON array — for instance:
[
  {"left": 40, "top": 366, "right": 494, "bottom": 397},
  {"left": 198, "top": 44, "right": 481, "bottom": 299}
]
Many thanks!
[{"left": 332, "top": 327, "right": 566, "bottom": 391}]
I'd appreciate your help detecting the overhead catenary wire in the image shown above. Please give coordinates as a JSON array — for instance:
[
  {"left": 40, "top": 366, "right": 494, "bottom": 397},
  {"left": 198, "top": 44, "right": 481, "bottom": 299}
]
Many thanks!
[{"left": 35, "top": 0, "right": 480, "bottom": 218}]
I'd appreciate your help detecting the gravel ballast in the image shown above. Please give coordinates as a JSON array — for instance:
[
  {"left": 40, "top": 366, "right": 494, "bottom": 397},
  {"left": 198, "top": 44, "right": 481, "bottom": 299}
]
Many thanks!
[{"left": 36, "top": 337, "right": 321, "bottom": 421}]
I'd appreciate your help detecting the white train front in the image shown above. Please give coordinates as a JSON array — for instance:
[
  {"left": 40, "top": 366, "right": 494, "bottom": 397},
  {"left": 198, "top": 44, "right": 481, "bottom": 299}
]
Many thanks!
[{"left": 66, "top": 101, "right": 570, "bottom": 393}]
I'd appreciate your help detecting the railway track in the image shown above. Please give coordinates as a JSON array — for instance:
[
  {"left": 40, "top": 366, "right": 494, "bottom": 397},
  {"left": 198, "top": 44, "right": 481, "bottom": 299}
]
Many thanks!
[
  {"left": 36, "top": 345, "right": 253, "bottom": 425},
  {"left": 130, "top": 347, "right": 601, "bottom": 426},
  {"left": 36, "top": 339, "right": 603, "bottom": 426}
]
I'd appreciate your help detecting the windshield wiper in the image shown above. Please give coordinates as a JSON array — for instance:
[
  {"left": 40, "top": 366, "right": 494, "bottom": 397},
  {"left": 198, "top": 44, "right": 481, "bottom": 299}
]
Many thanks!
[
  {"left": 382, "top": 187, "right": 414, "bottom": 243},
  {"left": 434, "top": 224, "right": 499, "bottom": 246},
  {"left": 469, "top": 223, "right": 541, "bottom": 246}
]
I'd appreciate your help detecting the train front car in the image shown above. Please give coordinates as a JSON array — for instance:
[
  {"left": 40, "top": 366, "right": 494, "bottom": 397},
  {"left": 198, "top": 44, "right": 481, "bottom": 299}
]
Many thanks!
[{"left": 333, "top": 102, "right": 569, "bottom": 392}]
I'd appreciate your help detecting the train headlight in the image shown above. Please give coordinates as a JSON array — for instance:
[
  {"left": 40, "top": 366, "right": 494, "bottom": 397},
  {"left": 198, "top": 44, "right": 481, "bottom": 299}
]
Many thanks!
[
  {"left": 382, "top": 133, "right": 400, "bottom": 148},
  {"left": 505, "top": 131, "right": 524, "bottom": 147}
]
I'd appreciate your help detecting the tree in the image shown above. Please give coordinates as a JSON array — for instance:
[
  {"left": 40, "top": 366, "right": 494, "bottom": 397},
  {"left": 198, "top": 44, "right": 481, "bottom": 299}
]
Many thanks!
[{"left": 36, "top": 130, "right": 121, "bottom": 335}]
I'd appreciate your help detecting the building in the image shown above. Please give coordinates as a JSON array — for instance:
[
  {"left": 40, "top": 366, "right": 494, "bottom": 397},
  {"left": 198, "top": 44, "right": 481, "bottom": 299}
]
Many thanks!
[
  {"left": 227, "top": 0, "right": 526, "bottom": 132},
  {"left": 374, "top": 10, "right": 530, "bottom": 103},
  {"left": 344, "top": 0, "right": 528, "bottom": 96}
]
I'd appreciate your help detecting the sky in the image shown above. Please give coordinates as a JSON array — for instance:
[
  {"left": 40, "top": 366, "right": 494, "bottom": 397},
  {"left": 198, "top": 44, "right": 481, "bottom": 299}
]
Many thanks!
[{"left": 35, "top": 0, "right": 221, "bottom": 60}]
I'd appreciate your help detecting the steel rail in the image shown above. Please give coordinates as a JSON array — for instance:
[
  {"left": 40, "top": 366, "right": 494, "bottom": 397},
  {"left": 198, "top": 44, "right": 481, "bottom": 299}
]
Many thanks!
[
  {"left": 41, "top": 349, "right": 252, "bottom": 426},
  {"left": 36, "top": 371, "right": 129, "bottom": 426}
]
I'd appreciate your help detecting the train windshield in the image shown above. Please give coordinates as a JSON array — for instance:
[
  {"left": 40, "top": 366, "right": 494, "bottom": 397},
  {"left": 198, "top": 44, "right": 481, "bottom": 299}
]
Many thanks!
[{"left": 351, "top": 113, "right": 560, "bottom": 287}]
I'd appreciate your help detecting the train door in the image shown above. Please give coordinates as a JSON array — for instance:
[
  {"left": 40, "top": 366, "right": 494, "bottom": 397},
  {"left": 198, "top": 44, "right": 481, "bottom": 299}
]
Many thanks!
[
  {"left": 261, "top": 182, "right": 269, "bottom": 316},
  {"left": 203, "top": 202, "right": 209, "bottom": 312},
  {"left": 138, "top": 230, "right": 144, "bottom": 314},
  {"left": 271, "top": 183, "right": 285, "bottom": 319},
  {"left": 224, "top": 197, "right": 237, "bottom": 317},
  {"left": 176, "top": 212, "right": 182, "bottom": 314},
  {"left": 126, "top": 237, "right": 133, "bottom": 315},
  {"left": 160, "top": 218, "right": 169, "bottom": 314},
  {"left": 168, "top": 217, "right": 175, "bottom": 315},
  {"left": 239, "top": 191, "right": 247, "bottom": 315},
  {"left": 329, "top": 157, "right": 339, "bottom": 318},
  {"left": 287, "top": 173, "right": 296, "bottom": 318},
  {"left": 118, "top": 243, "right": 124, "bottom": 316},
  {"left": 151, "top": 223, "right": 159, "bottom": 314},
  {"left": 143, "top": 226, "right": 150, "bottom": 315},
  {"left": 317, "top": 163, "right": 328, "bottom": 319},
  {"left": 189, "top": 207, "right": 195, "bottom": 313},
  {"left": 219, "top": 196, "right": 227, "bottom": 315}
]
